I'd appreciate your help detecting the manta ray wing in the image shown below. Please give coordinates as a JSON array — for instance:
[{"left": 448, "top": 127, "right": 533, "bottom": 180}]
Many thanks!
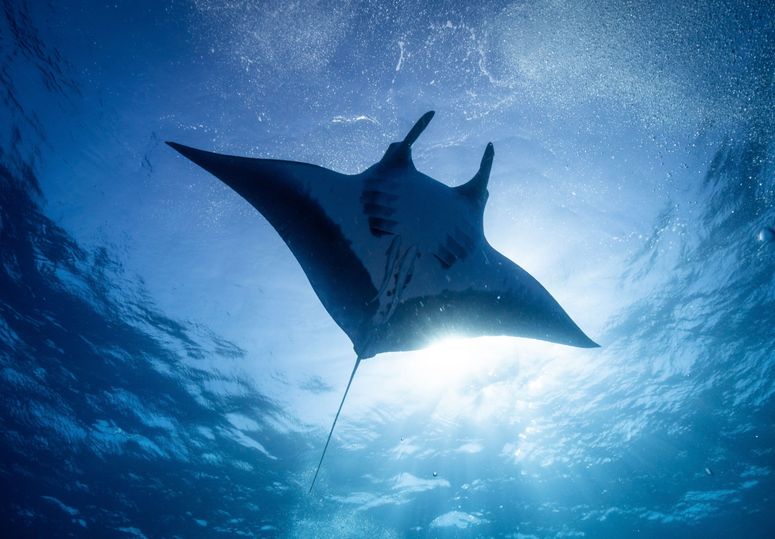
[
  {"left": 165, "top": 143, "right": 378, "bottom": 348},
  {"left": 368, "top": 243, "right": 599, "bottom": 355}
]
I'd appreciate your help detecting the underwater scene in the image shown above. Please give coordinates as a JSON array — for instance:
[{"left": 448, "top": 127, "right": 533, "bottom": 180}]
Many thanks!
[{"left": 1, "top": 1, "right": 773, "bottom": 537}]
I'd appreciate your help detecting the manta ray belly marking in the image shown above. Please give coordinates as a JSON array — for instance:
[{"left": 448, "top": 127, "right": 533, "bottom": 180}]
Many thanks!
[
  {"left": 433, "top": 227, "right": 477, "bottom": 269},
  {"left": 371, "top": 237, "right": 418, "bottom": 326},
  {"left": 362, "top": 174, "right": 400, "bottom": 237}
]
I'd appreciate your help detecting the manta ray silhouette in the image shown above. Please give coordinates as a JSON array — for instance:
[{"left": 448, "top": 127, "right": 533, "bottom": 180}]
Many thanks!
[{"left": 167, "top": 111, "right": 598, "bottom": 491}]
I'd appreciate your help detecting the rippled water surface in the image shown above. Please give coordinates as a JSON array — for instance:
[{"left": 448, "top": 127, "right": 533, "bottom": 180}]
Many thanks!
[{"left": 1, "top": 1, "right": 774, "bottom": 537}]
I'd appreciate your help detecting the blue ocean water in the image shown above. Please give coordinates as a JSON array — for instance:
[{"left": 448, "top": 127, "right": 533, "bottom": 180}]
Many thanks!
[{"left": 1, "top": 0, "right": 773, "bottom": 537}]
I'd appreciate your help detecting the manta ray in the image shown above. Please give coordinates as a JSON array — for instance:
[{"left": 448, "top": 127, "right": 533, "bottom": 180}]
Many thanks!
[{"left": 167, "top": 111, "right": 598, "bottom": 491}]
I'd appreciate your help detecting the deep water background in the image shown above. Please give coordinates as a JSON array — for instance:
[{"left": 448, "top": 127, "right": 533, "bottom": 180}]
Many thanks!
[{"left": 1, "top": 1, "right": 774, "bottom": 537}]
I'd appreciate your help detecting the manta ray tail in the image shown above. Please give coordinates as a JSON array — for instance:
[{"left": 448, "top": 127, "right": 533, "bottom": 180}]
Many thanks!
[{"left": 309, "top": 356, "right": 362, "bottom": 493}]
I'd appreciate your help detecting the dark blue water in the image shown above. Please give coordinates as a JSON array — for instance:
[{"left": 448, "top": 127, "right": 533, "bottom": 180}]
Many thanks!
[{"left": 1, "top": 1, "right": 774, "bottom": 537}]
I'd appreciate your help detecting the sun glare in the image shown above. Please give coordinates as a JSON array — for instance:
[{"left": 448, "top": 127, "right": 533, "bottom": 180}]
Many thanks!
[
  {"left": 412, "top": 337, "right": 510, "bottom": 386},
  {"left": 394, "top": 335, "right": 574, "bottom": 395},
  {"left": 351, "top": 333, "right": 588, "bottom": 432}
]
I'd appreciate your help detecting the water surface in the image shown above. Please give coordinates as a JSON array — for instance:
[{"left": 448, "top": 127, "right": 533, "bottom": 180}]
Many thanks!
[{"left": 1, "top": 1, "right": 773, "bottom": 537}]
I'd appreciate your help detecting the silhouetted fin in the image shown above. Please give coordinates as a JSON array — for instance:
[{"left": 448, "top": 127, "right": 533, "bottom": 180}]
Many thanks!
[
  {"left": 456, "top": 142, "right": 494, "bottom": 207},
  {"left": 402, "top": 110, "right": 435, "bottom": 147},
  {"left": 379, "top": 111, "right": 435, "bottom": 168}
]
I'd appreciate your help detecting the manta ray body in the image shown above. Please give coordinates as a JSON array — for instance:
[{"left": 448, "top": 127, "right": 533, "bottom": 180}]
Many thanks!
[{"left": 168, "top": 111, "right": 597, "bottom": 490}]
